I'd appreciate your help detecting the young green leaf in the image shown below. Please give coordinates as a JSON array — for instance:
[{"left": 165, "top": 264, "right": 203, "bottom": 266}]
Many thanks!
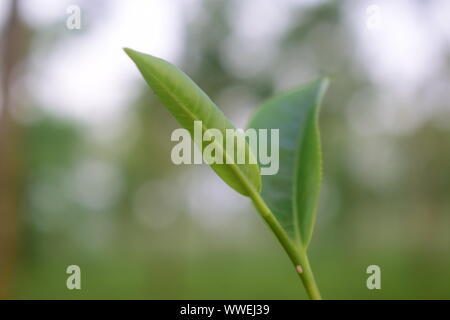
[
  {"left": 247, "top": 78, "right": 329, "bottom": 247},
  {"left": 124, "top": 48, "right": 261, "bottom": 196}
]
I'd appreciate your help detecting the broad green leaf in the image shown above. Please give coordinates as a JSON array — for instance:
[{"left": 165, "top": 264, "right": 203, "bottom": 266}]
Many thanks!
[
  {"left": 247, "top": 78, "right": 329, "bottom": 247},
  {"left": 124, "top": 48, "right": 261, "bottom": 196}
]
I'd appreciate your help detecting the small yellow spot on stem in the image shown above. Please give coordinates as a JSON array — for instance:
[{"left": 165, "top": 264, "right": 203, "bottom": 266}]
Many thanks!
[{"left": 296, "top": 265, "right": 303, "bottom": 274}]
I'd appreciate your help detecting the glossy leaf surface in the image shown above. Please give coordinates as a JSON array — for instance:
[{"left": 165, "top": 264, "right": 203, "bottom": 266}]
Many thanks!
[{"left": 247, "top": 78, "right": 329, "bottom": 246}]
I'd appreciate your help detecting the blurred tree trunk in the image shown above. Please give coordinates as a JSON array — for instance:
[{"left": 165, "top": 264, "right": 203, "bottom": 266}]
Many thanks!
[{"left": 0, "top": 0, "right": 23, "bottom": 299}]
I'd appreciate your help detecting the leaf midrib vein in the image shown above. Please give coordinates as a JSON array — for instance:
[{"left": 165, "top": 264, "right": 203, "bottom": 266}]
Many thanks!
[{"left": 150, "top": 72, "right": 257, "bottom": 195}]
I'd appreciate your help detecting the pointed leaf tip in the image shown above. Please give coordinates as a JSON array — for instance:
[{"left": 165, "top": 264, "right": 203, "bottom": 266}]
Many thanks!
[{"left": 124, "top": 47, "right": 261, "bottom": 197}]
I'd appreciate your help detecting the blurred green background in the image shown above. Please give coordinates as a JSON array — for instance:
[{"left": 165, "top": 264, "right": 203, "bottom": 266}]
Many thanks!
[{"left": 0, "top": 0, "right": 449, "bottom": 299}]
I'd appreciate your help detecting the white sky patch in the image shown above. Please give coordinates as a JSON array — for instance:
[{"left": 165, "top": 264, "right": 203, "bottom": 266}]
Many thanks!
[
  {"left": 428, "top": 0, "right": 450, "bottom": 41},
  {"left": 20, "top": 0, "right": 72, "bottom": 27},
  {"left": 220, "top": 0, "right": 293, "bottom": 79},
  {"left": 346, "top": 0, "right": 446, "bottom": 97},
  {"left": 17, "top": 0, "right": 449, "bottom": 127},
  {"left": 25, "top": 0, "right": 184, "bottom": 125},
  {"left": 228, "top": 0, "right": 291, "bottom": 42}
]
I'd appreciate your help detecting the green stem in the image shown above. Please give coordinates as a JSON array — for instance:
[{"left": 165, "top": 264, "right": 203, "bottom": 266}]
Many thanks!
[{"left": 249, "top": 189, "right": 322, "bottom": 300}]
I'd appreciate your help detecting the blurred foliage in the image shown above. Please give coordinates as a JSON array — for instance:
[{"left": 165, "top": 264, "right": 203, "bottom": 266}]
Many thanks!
[{"left": 3, "top": 0, "right": 449, "bottom": 299}]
